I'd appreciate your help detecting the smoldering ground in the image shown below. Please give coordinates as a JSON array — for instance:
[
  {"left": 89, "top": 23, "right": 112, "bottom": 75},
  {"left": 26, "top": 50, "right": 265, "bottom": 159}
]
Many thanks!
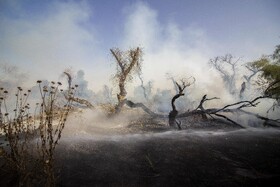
[
  {"left": 56, "top": 115, "right": 280, "bottom": 187},
  {"left": 32, "top": 108, "right": 277, "bottom": 187}
]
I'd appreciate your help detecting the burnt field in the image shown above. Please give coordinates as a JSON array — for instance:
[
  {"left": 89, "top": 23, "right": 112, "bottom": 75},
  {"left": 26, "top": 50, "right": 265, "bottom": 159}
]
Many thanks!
[{"left": 54, "top": 127, "right": 280, "bottom": 187}]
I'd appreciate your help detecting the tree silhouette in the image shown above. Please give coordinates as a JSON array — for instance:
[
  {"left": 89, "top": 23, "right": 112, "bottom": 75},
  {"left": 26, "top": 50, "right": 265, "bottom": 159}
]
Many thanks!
[
  {"left": 209, "top": 54, "right": 240, "bottom": 95},
  {"left": 169, "top": 77, "right": 195, "bottom": 129}
]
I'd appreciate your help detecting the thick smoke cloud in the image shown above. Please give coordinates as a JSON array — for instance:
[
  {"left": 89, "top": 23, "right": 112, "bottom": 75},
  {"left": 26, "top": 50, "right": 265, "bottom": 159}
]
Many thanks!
[
  {"left": 0, "top": 0, "right": 279, "bottom": 137},
  {"left": 120, "top": 2, "right": 231, "bottom": 103}
]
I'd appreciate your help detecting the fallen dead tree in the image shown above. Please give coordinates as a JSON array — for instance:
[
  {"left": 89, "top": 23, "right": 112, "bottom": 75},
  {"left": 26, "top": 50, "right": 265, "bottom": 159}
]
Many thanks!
[
  {"left": 179, "top": 95, "right": 280, "bottom": 128},
  {"left": 124, "top": 94, "right": 280, "bottom": 129}
]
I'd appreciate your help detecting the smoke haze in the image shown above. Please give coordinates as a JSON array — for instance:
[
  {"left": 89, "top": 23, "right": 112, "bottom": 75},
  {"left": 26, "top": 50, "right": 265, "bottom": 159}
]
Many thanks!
[{"left": 0, "top": 0, "right": 279, "bottom": 119}]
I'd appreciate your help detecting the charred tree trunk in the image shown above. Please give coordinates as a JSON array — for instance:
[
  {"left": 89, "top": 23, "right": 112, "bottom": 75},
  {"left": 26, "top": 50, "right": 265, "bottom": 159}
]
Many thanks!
[
  {"left": 168, "top": 80, "right": 193, "bottom": 129},
  {"left": 115, "top": 76, "right": 127, "bottom": 113},
  {"left": 169, "top": 93, "right": 182, "bottom": 129},
  {"left": 110, "top": 47, "right": 142, "bottom": 114}
]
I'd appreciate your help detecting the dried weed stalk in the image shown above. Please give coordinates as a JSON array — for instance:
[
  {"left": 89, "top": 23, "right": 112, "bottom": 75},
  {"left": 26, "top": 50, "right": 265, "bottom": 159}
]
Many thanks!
[
  {"left": 0, "top": 80, "right": 76, "bottom": 187},
  {"left": 36, "top": 80, "right": 76, "bottom": 186},
  {"left": 0, "top": 87, "right": 36, "bottom": 186}
]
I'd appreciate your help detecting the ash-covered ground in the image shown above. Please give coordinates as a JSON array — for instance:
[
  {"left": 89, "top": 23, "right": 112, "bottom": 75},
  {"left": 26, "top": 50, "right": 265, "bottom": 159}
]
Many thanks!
[
  {"left": 1, "top": 109, "right": 280, "bottom": 187},
  {"left": 54, "top": 114, "right": 280, "bottom": 187}
]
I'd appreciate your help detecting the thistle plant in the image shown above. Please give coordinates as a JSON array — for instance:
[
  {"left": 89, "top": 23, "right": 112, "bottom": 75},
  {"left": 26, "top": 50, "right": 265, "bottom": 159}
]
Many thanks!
[
  {"left": 0, "top": 80, "right": 77, "bottom": 187},
  {"left": 36, "top": 80, "right": 77, "bottom": 187},
  {"left": 0, "top": 87, "right": 36, "bottom": 186}
]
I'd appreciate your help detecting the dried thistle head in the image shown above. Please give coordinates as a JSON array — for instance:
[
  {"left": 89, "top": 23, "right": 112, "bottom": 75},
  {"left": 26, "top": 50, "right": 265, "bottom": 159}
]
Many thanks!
[{"left": 43, "top": 86, "right": 48, "bottom": 92}]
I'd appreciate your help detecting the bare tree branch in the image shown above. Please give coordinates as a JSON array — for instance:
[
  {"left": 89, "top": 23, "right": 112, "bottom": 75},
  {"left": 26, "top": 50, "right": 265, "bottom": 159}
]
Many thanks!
[
  {"left": 63, "top": 71, "right": 94, "bottom": 109},
  {"left": 209, "top": 54, "right": 240, "bottom": 95},
  {"left": 110, "top": 49, "right": 125, "bottom": 73}
]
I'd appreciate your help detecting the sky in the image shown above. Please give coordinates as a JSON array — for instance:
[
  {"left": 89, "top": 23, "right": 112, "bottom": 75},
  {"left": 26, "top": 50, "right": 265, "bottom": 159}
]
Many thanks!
[{"left": 0, "top": 0, "right": 280, "bottom": 95}]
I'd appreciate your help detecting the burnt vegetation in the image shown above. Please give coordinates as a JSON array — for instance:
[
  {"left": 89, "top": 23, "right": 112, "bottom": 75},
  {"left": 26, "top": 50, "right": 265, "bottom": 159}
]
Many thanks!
[
  {"left": 35, "top": 45, "right": 278, "bottom": 131},
  {"left": 0, "top": 45, "right": 280, "bottom": 186},
  {"left": 0, "top": 81, "right": 77, "bottom": 186},
  {"left": 104, "top": 46, "right": 280, "bottom": 130}
]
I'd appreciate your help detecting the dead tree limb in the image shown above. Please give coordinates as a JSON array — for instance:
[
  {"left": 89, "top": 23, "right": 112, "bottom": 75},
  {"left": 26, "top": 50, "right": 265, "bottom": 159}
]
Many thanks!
[
  {"left": 242, "top": 62, "right": 261, "bottom": 93},
  {"left": 63, "top": 72, "right": 94, "bottom": 109},
  {"left": 137, "top": 72, "right": 149, "bottom": 101},
  {"left": 64, "top": 72, "right": 72, "bottom": 91},
  {"left": 67, "top": 96, "right": 94, "bottom": 109},
  {"left": 178, "top": 95, "right": 246, "bottom": 128},
  {"left": 125, "top": 100, "right": 166, "bottom": 118},
  {"left": 212, "top": 113, "right": 244, "bottom": 128},
  {"left": 125, "top": 94, "right": 280, "bottom": 129},
  {"left": 178, "top": 95, "right": 280, "bottom": 128},
  {"left": 219, "top": 108, "right": 280, "bottom": 127},
  {"left": 209, "top": 54, "right": 240, "bottom": 95}
]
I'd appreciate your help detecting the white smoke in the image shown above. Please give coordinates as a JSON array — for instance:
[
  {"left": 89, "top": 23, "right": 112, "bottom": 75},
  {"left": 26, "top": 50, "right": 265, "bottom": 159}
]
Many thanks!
[{"left": 1, "top": 1, "right": 279, "bottom": 127}]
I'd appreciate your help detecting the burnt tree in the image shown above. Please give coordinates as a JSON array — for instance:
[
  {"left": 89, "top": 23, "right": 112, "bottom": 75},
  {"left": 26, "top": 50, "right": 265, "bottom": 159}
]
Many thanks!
[
  {"left": 125, "top": 92, "right": 280, "bottom": 129},
  {"left": 169, "top": 78, "right": 195, "bottom": 129},
  {"left": 178, "top": 95, "right": 280, "bottom": 128},
  {"left": 110, "top": 47, "right": 143, "bottom": 113},
  {"left": 209, "top": 54, "right": 240, "bottom": 95}
]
